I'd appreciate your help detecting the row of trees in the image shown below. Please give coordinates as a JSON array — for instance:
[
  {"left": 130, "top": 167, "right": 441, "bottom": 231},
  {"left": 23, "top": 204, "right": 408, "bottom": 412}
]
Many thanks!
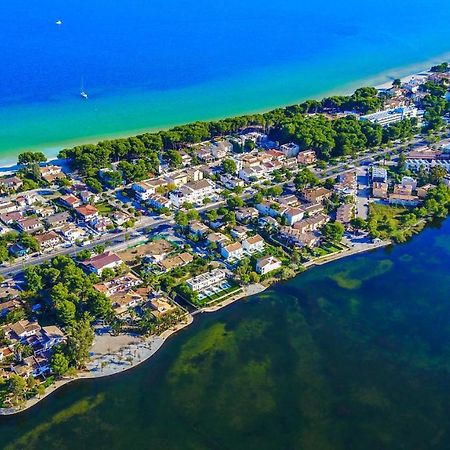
[{"left": 56, "top": 86, "right": 390, "bottom": 182}]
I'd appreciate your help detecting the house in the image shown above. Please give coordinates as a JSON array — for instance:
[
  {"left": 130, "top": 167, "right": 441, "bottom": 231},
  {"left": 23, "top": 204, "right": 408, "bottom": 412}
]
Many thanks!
[
  {"left": 0, "top": 176, "right": 23, "bottom": 192},
  {"left": 210, "top": 140, "right": 232, "bottom": 159},
  {"left": 112, "top": 212, "right": 130, "bottom": 226},
  {"left": 336, "top": 204, "right": 354, "bottom": 225},
  {"left": 238, "top": 166, "right": 266, "bottom": 183},
  {"left": 133, "top": 181, "right": 157, "bottom": 201},
  {"left": 279, "top": 228, "right": 320, "bottom": 248},
  {"left": 186, "top": 168, "right": 204, "bottom": 183},
  {"left": 91, "top": 216, "right": 113, "bottom": 232},
  {"left": 83, "top": 251, "right": 123, "bottom": 275},
  {"left": 0, "top": 299, "right": 23, "bottom": 318},
  {"left": 256, "top": 256, "right": 282, "bottom": 275},
  {"left": 39, "top": 165, "right": 63, "bottom": 184},
  {"left": 393, "top": 184, "right": 413, "bottom": 196},
  {"left": 147, "top": 194, "right": 172, "bottom": 210},
  {"left": 189, "top": 221, "right": 210, "bottom": 238},
  {"left": 207, "top": 232, "right": 230, "bottom": 249},
  {"left": 169, "top": 179, "right": 216, "bottom": 208},
  {"left": 4, "top": 320, "right": 41, "bottom": 341},
  {"left": 33, "top": 206, "right": 55, "bottom": 218},
  {"left": 277, "top": 195, "right": 300, "bottom": 208},
  {"left": 79, "top": 190, "right": 99, "bottom": 204},
  {"left": 94, "top": 273, "right": 143, "bottom": 296},
  {"left": 282, "top": 207, "right": 305, "bottom": 226},
  {"left": 388, "top": 194, "right": 420, "bottom": 207},
  {"left": 166, "top": 172, "right": 189, "bottom": 187},
  {"left": 401, "top": 176, "right": 418, "bottom": 190},
  {"left": 221, "top": 242, "right": 244, "bottom": 260},
  {"left": 301, "top": 187, "right": 332, "bottom": 203},
  {"left": 417, "top": 184, "right": 436, "bottom": 199},
  {"left": 141, "top": 239, "right": 174, "bottom": 263},
  {"left": 297, "top": 150, "right": 317, "bottom": 165},
  {"left": 242, "top": 234, "right": 265, "bottom": 253},
  {"left": 75, "top": 204, "right": 99, "bottom": 222},
  {"left": 372, "top": 182, "right": 388, "bottom": 198},
  {"left": 236, "top": 207, "right": 259, "bottom": 223},
  {"left": 41, "top": 326, "right": 65, "bottom": 350},
  {"left": 60, "top": 194, "right": 81, "bottom": 209},
  {"left": 292, "top": 213, "right": 330, "bottom": 233},
  {"left": 35, "top": 231, "right": 62, "bottom": 250},
  {"left": 371, "top": 167, "right": 388, "bottom": 183},
  {"left": 0, "top": 211, "right": 23, "bottom": 225},
  {"left": 110, "top": 291, "right": 142, "bottom": 313},
  {"left": 302, "top": 203, "right": 325, "bottom": 216},
  {"left": 220, "top": 174, "right": 245, "bottom": 190},
  {"left": 45, "top": 211, "right": 71, "bottom": 228},
  {"left": 0, "top": 201, "right": 19, "bottom": 215},
  {"left": 230, "top": 225, "right": 249, "bottom": 240},
  {"left": 279, "top": 142, "right": 300, "bottom": 157},
  {"left": 58, "top": 224, "right": 86, "bottom": 242},
  {"left": 159, "top": 252, "right": 194, "bottom": 272},
  {"left": 16, "top": 217, "right": 43, "bottom": 233},
  {"left": 150, "top": 297, "right": 176, "bottom": 318},
  {"left": 186, "top": 269, "right": 226, "bottom": 292}
]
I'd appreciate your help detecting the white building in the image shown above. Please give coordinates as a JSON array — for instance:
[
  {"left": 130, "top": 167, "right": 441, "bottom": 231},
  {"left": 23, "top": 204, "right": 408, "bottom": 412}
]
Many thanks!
[
  {"left": 360, "top": 106, "right": 418, "bottom": 126},
  {"left": 186, "top": 269, "right": 226, "bottom": 292},
  {"left": 282, "top": 207, "right": 305, "bottom": 226},
  {"left": 279, "top": 142, "right": 300, "bottom": 157},
  {"left": 133, "top": 182, "right": 156, "bottom": 201},
  {"left": 242, "top": 234, "right": 265, "bottom": 254},
  {"left": 256, "top": 256, "right": 282, "bottom": 275},
  {"left": 220, "top": 242, "right": 244, "bottom": 261},
  {"left": 169, "top": 179, "right": 216, "bottom": 208}
]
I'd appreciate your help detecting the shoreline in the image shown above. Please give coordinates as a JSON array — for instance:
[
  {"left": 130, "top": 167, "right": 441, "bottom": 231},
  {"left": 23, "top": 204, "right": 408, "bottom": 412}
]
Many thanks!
[
  {"left": 0, "top": 239, "right": 391, "bottom": 416},
  {"left": 0, "top": 52, "right": 448, "bottom": 168}
]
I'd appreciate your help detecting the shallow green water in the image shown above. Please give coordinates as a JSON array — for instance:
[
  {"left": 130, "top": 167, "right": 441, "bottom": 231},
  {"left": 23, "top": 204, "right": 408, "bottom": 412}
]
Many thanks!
[{"left": 1, "top": 220, "right": 450, "bottom": 449}]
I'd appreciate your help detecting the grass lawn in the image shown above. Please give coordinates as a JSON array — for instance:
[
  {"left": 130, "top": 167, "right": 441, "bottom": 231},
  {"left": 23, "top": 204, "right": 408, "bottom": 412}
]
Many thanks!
[
  {"left": 95, "top": 201, "right": 114, "bottom": 215},
  {"left": 368, "top": 203, "right": 421, "bottom": 241}
]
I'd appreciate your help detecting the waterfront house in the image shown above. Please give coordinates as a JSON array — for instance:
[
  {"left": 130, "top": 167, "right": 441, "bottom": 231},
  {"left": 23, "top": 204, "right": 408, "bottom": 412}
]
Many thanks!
[
  {"left": 186, "top": 269, "right": 226, "bottom": 292},
  {"left": 388, "top": 194, "right": 420, "bottom": 207},
  {"left": 256, "top": 256, "right": 282, "bottom": 275},
  {"left": 417, "top": 184, "right": 436, "bottom": 199}
]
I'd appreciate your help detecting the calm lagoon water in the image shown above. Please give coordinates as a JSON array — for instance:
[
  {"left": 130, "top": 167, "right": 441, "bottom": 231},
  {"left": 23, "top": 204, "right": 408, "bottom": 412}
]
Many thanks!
[
  {"left": 1, "top": 219, "right": 450, "bottom": 449},
  {"left": 0, "top": 0, "right": 450, "bottom": 163}
]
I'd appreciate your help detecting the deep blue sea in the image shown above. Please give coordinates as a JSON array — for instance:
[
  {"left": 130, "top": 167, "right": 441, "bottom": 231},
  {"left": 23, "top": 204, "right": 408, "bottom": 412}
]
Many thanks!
[{"left": 0, "top": 0, "right": 449, "bottom": 163}]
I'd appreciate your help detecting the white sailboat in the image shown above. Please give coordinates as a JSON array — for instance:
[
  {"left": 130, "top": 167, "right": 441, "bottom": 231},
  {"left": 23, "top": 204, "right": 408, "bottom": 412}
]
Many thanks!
[{"left": 80, "top": 78, "right": 88, "bottom": 99}]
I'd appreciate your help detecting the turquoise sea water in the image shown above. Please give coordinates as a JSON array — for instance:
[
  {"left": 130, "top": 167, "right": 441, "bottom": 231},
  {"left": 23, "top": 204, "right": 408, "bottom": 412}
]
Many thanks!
[
  {"left": 0, "top": 0, "right": 450, "bottom": 164},
  {"left": 1, "top": 219, "right": 450, "bottom": 449}
]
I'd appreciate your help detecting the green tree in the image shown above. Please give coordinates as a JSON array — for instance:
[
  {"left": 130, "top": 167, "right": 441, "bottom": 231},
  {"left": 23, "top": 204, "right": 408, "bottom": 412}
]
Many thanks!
[
  {"left": 322, "top": 221, "right": 345, "bottom": 242},
  {"left": 222, "top": 159, "right": 238, "bottom": 174},
  {"left": 51, "top": 352, "right": 70, "bottom": 377},
  {"left": 65, "top": 316, "right": 95, "bottom": 369}
]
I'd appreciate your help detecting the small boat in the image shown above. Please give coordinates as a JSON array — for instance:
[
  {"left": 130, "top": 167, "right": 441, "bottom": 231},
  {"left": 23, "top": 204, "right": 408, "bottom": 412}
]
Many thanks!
[
  {"left": 56, "top": 20, "right": 62, "bottom": 25},
  {"left": 80, "top": 78, "right": 88, "bottom": 99}
]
